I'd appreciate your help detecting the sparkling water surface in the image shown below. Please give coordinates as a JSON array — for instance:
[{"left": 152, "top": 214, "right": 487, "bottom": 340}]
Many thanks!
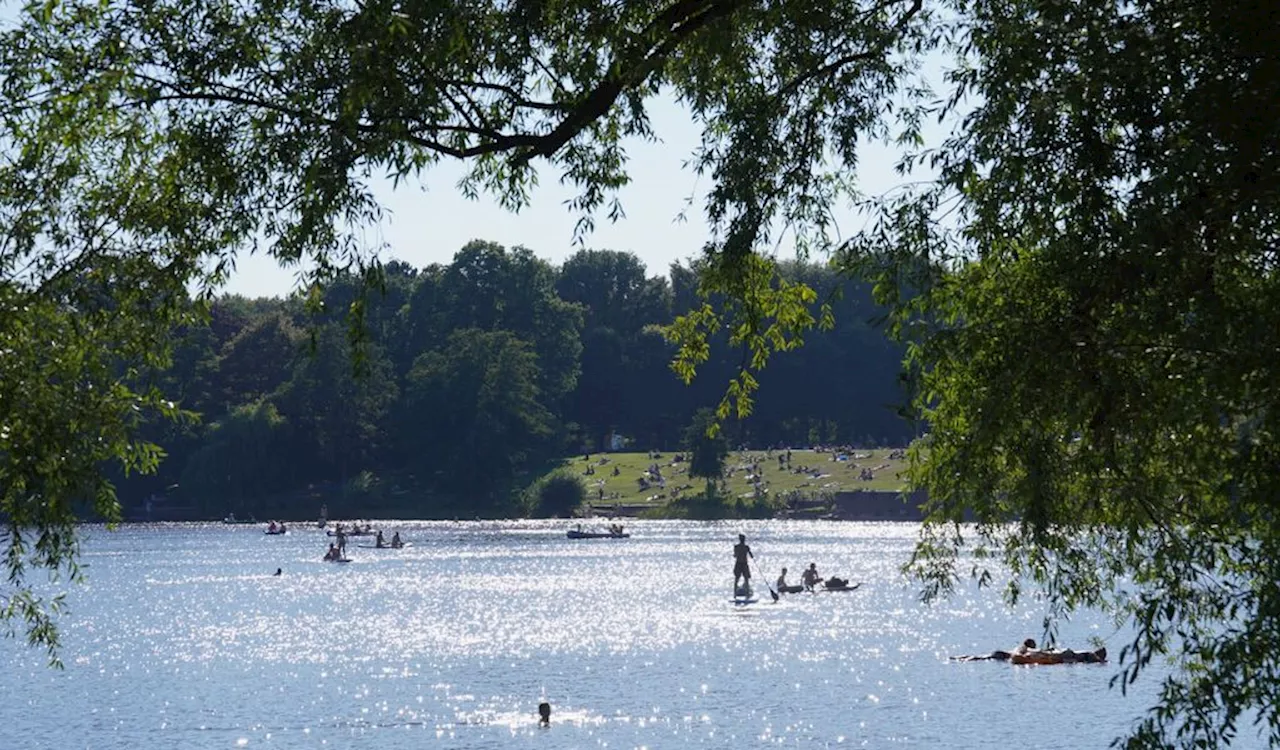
[{"left": 0, "top": 520, "right": 1227, "bottom": 748}]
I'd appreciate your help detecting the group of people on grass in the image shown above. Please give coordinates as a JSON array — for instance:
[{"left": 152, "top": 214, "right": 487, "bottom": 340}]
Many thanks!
[{"left": 732, "top": 534, "right": 856, "bottom": 598}]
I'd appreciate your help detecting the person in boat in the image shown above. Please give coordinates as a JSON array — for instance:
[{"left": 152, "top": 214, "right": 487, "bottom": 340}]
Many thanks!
[
  {"left": 273, "top": 568, "right": 282, "bottom": 576},
  {"left": 268, "top": 521, "right": 278, "bottom": 533},
  {"left": 776, "top": 567, "right": 803, "bottom": 593},
  {"left": 390, "top": 531, "right": 402, "bottom": 549},
  {"left": 1011, "top": 638, "right": 1107, "bottom": 665},
  {"left": 951, "top": 638, "right": 1107, "bottom": 664},
  {"left": 375, "top": 530, "right": 386, "bottom": 548},
  {"left": 733, "top": 534, "right": 754, "bottom": 595},
  {"left": 323, "top": 543, "right": 339, "bottom": 561},
  {"left": 824, "top": 575, "right": 850, "bottom": 589},
  {"left": 801, "top": 563, "right": 822, "bottom": 591}
]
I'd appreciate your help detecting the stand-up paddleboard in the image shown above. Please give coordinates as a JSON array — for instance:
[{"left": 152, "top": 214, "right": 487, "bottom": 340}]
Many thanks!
[{"left": 731, "top": 596, "right": 760, "bottom": 605}]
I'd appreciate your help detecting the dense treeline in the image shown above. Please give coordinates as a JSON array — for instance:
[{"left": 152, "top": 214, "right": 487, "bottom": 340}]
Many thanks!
[{"left": 117, "top": 241, "right": 909, "bottom": 520}]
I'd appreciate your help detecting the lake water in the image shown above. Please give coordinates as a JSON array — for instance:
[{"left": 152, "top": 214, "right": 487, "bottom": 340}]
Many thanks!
[{"left": 0, "top": 520, "right": 1244, "bottom": 748}]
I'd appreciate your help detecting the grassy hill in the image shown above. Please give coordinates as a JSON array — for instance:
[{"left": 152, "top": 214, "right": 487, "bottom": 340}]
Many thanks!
[{"left": 554, "top": 447, "right": 910, "bottom": 514}]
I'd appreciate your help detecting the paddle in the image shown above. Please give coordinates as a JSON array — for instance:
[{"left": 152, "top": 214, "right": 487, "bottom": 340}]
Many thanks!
[{"left": 752, "top": 558, "right": 780, "bottom": 602}]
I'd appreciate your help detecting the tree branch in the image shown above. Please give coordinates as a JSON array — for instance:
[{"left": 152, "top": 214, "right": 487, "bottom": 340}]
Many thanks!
[
  {"left": 127, "top": 84, "right": 544, "bottom": 160},
  {"left": 512, "top": 0, "right": 746, "bottom": 166},
  {"left": 774, "top": 0, "right": 923, "bottom": 99},
  {"left": 437, "top": 78, "right": 570, "bottom": 113}
]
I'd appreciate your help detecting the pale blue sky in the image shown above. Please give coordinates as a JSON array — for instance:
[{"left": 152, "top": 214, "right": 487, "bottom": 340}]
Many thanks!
[{"left": 225, "top": 93, "right": 920, "bottom": 299}]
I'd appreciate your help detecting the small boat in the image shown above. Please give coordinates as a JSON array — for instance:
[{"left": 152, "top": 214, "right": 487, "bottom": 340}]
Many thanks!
[
  {"left": 1010, "top": 647, "right": 1107, "bottom": 665},
  {"left": 566, "top": 529, "right": 630, "bottom": 539},
  {"left": 777, "top": 584, "right": 805, "bottom": 594},
  {"left": 264, "top": 529, "right": 288, "bottom": 536},
  {"left": 327, "top": 529, "right": 375, "bottom": 537},
  {"left": 823, "top": 582, "right": 861, "bottom": 592},
  {"left": 356, "top": 543, "right": 413, "bottom": 549}
]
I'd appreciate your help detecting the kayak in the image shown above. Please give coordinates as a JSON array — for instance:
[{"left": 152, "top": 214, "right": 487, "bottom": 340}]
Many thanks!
[
  {"left": 1010, "top": 647, "right": 1107, "bottom": 665},
  {"left": 356, "top": 543, "right": 413, "bottom": 549},
  {"left": 327, "top": 530, "right": 375, "bottom": 537},
  {"left": 777, "top": 585, "right": 804, "bottom": 594},
  {"left": 264, "top": 530, "right": 287, "bottom": 536},
  {"left": 566, "top": 527, "right": 629, "bottom": 539},
  {"left": 823, "top": 583, "right": 861, "bottom": 592},
  {"left": 952, "top": 646, "right": 1107, "bottom": 663}
]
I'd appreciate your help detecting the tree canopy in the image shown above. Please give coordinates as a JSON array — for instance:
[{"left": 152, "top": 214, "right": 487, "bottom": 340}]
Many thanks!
[
  {"left": 2, "top": 0, "right": 1278, "bottom": 744},
  {"left": 117, "top": 249, "right": 906, "bottom": 519}
]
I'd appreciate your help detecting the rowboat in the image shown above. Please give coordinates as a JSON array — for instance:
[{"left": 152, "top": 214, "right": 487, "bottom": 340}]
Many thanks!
[{"left": 566, "top": 529, "right": 629, "bottom": 539}]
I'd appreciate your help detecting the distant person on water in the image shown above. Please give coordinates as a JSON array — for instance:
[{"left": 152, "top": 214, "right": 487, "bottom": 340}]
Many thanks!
[
  {"left": 951, "top": 638, "right": 1107, "bottom": 664},
  {"left": 324, "top": 543, "right": 339, "bottom": 561},
  {"left": 375, "top": 530, "right": 386, "bottom": 548},
  {"left": 733, "top": 534, "right": 754, "bottom": 595},
  {"left": 776, "top": 567, "right": 804, "bottom": 593},
  {"left": 390, "top": 531, "right": 402, "bottom": 548},
  {"left": 801, "top": 563, "right": 822, "bottom": 591},
  {"left": 274, "top": 568, "right": 282, "bottom": 576}
]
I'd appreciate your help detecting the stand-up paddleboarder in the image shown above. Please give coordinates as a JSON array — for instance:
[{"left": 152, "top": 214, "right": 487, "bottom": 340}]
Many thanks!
[{"left": 733, "top": 534, "right": 754, "bottom": 596}]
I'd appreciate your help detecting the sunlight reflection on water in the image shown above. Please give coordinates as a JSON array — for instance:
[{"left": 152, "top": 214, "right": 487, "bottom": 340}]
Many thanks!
[{"left": 1, "top": 520, "right": 1252, "bottom": 748}]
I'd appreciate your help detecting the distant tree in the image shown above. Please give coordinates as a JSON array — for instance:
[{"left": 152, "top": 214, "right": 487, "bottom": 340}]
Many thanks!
[
  {"left": 178, "top": 400, "right": 295, "bottom": 511},
  {"left": 273, "top": 325, "right": 398, "bottom": 481},
  {"left": 217, "top": 313, "right": 303, "bottom": 407},
  {"left": 438, "top": 241, "right": 584, "bottom": 405},
  {"left": 524, "top": 472, "right": 588, "bottom": 519},
  {"left": 684, "top": 408, "right": 729, "bottom": 496},
  {"left": 402, "top": 329, "right": 556, "bottom": 509},
  {"left": 557, "top": 249, "right": 670, "bottom": 336}
]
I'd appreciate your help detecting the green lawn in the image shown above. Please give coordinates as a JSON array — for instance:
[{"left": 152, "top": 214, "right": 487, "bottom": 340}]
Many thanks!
[{"left": 559, "top": 448, "right": 910, "bottom": 510}]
